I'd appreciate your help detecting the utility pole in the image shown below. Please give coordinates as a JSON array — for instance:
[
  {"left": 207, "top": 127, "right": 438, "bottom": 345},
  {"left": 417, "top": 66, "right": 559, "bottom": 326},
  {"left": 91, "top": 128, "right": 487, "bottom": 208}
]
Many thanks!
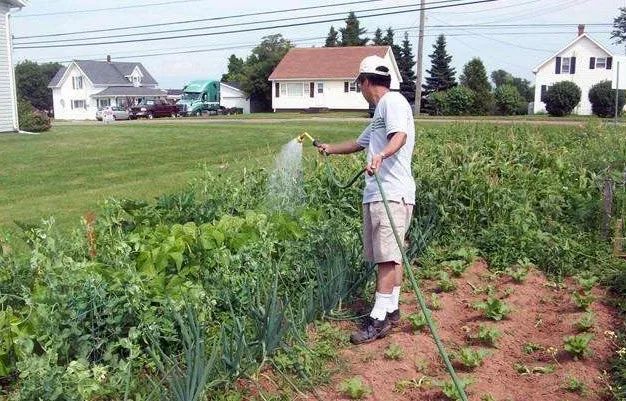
[{"left": 414, "top": 0, "right": 426, "bottom": 116}]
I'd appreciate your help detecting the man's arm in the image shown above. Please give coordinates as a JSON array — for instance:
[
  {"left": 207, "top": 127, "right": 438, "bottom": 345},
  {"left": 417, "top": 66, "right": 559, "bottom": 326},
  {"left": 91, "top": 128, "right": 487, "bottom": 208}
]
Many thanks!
[
  {"left": 317, "top": 140, "right": 364, "bottom": 155},
  {"left": 367, "top": 132, "right": 407, "bottom": 174}
]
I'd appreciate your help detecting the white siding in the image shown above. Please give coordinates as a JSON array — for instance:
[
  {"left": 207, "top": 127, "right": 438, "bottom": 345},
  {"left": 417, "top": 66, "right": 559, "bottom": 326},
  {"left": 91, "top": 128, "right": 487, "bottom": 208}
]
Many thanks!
[
  {"left": 52, "top": 64, "right": 101, "bottom": 120},
  {"left": 0, "top": 3, "right": 17, "bottom": 132},
  {"left": 533, "top": 36, "right": 613, "bottom": 115},
  {"left": 220, "top": 84, "right": 250, "bottom": 114}
]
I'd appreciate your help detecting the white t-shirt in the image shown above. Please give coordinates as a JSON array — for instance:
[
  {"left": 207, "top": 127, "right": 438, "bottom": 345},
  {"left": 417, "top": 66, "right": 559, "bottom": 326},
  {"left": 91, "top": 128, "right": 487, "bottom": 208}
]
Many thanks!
[{"left": 356, "top": 91, "right": 416, "bottom": 205}]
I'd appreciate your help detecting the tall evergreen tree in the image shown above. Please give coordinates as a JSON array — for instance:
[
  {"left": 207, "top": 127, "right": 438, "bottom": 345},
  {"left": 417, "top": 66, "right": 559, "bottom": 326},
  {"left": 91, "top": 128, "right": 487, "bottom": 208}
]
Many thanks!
[
  {"left": 325, "top": 26, "right": 339, "bottom": 47},
  {"left": 340, "top": 12, "right": 368, "bottom": 46},
  {"left": 398, "top": 32, "right": 417, "bottom": 103},
  {"left": 460, "top": 57, "right": 493, "bottom": 114},
  {"left": 372, "top": 28, "right": 384, "bottom": 45},
  {"left": 423, "top": 34, "right": 456, "bottom": 95},
  {"left": 612, "top": 7, "right": 626, "bottom": 52},
  {"left": 383, "top": 27, "right": 395, "bottom": 46}
]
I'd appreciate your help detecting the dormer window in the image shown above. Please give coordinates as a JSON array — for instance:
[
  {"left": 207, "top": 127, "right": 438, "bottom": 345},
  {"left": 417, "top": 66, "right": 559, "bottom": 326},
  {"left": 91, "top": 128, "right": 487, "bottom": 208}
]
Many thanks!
[
  {"left": 72, "top": 76, "right": 83, "bottom": 89},
  {"left": 131, "top": 75, "right": 141, "bottom": 86}
]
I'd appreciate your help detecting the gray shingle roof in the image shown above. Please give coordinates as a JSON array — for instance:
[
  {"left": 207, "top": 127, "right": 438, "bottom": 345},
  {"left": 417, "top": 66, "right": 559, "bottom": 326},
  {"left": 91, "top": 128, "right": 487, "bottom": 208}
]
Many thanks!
[
  {"left": 92, "top": 87, "right": 167, "bottom": 97},
  {"left": 48, "top": 60, "right": 158, "bottom": 87}
]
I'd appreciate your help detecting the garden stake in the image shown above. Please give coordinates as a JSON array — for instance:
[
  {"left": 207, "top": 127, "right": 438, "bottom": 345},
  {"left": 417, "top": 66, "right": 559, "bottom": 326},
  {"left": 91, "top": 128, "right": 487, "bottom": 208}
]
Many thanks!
[{"left": 310, "top": 141, "right": 469, "bottom": 401}]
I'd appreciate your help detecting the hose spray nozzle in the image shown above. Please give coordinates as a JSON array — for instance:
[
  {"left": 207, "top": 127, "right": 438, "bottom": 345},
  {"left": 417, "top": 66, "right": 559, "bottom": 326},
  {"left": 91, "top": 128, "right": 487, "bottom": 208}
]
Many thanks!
[{"left": 296, "top": 132, "right": 319, "bottom": 147}]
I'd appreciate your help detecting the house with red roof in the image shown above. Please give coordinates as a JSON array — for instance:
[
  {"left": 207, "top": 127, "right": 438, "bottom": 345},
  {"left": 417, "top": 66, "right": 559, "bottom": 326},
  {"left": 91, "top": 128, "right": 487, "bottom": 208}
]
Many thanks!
[{"left": 268, "top": 46, "right": 401, "bottom": 112}]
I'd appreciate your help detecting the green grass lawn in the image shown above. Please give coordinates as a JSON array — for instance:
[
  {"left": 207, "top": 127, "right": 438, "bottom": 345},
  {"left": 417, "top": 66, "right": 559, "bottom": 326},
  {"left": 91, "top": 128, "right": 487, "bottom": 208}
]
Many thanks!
[{"left": 0, "top": 121, "right": 361, "bottom": 228}]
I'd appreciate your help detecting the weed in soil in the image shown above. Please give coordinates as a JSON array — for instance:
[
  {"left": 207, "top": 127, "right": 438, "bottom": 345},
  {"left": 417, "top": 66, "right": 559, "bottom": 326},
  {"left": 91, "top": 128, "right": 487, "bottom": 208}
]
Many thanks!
[
  {"left": 438, "top": 271, "right": 457, "bottom": 292},
  {"left": 576, "top": 273, "right": 599, "bottom": 291},
  {"left": 446, "top": 259, "right": 469, "bottom": 277},
  {"left": 429, "top": 293, "right": 443, "bottom": 310},
  {"left": 469, "top": 324, "right": 501, "bottom": 347},
  {"left": 522, "top": 342, "right": 543, "bottom": 354},
  {"left": 506, "top": 259, "right": 532, "bottom": 283},
  {"left": 473, "top": 297, "right": 511, "bottom": 321},
  {"left": 414, "top": 357, "right": 430, "bottom": 373},
  {"left": 563, "top": 376, "right": 587, "bottom": 395},
  {"left": 338, "top": 376, "right": 371, "bottom": 400},
  {"left": 563, "top": 333, "right": 594, "bottom": 359},
  {"left": 384, "top": 343, "right": 404, "bottom": 361},
  {"left": 394, "top": 376, "right": 431, "bottom": 394},
  {"left": 514, "top": 363, "right": 556, "bottom": 375},
  {"left": 574, "top": 312, "right": 595, "bottom": 332}
]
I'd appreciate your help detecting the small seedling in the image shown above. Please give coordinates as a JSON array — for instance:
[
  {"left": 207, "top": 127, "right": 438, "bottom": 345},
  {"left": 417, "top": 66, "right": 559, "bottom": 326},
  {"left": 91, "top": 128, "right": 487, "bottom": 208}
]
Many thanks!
[
  {"left": 514, "top": 363, "right": 555, "bottom": 375},
  {"left": 384, "top": 343, "right": 404, "bottom": 360},
  {"left": 414, "top": 357, "right": 429, "bottom": 373},
  {"left": 429, "top": 293, "right": 443, "bottom": 310},
  {"left": 445, "top": 259, "right": 468, "bottom": 277},
  {"left": 453, "top": 347, "right": 489, "bottom": 370},
  {"left": 563, "top": 334, "right": 593, "bottom": 359},
  {"left": 473, "top": 297, "right": 511, "bottom": 321},
  {"left": 451, "top": 246, "right": 479, "bottom": 263},
  {"left": 470, "top": 325, "right": 501, "bottom": 347},
  {"left": 438, "top": 378, "right": 472, "bottom": 401},
  {"left": 438, "top": 272, "right": 457, "bottom": 292},
  {"left": 506, "top": 265, "right": 529, "bottom": 283},
  {"left": 481, "top": 395, "right": 496, "bottom": 401},
  {"left": 394, "top": 376, "right": 431, "bottom": 394},
  {"left": 575, "top": 312, "right": 595, "bottom": 332},
  {"left": 407, "top": 311, "right": 431, "bottom": 332},
  {"left": 563, "top": 376, "right": 587, "bottom": 395},
  {"left": 522, "top": 342, "right": 543, "bottom": 354},
  {"left": 339, "top": 377, "right": 371, "bottom": 399},
  {"left": 572, "top": 289, "right": 595, "bottom": 311},
  {"left": 576, "top": 274, "right": 598, "bottom": 291}
]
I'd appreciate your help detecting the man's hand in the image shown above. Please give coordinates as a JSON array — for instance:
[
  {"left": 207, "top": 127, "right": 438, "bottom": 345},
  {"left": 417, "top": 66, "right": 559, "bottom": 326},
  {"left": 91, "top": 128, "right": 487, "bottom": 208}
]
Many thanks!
[
  {"left": 367, "top": 153, "right": 384, "bottom": 176},
  {"left": 317, "top": 143, "right": 331, "bottom": 155}
]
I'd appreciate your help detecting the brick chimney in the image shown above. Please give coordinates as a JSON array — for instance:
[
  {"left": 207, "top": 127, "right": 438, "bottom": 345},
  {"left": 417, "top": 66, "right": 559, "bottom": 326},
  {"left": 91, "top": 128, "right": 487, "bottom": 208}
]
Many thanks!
[
  {"left": 578, "top": 24, "right": 585, "bottom": 36},
  {"left": 106, "top": 55, "right": 111, "bottom": 63}
]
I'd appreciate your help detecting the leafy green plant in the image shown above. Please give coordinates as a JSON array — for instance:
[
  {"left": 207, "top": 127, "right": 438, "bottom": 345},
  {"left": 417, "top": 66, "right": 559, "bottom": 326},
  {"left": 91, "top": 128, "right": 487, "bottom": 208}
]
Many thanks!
[
  {"left": 563, "top": 376, "right": 587, "bottom": 395},
  {"left": 339, "top": 376, "right": 371, "bottom": 399},
  {"left": 563, "top": 334, "right": 594, "bottom": 359},
  {"left": 506, "top": 263, "right": 530, "bottom": 283},
  {"left": 481, "top": 395, "right": 496, "bottom": 401},
  {"left": 438, "top": 378, "right": 473, "bottom": 401},
  {"left": 407, "top": 311, "right": 432, "bottom": 332},
  {"left": 473, "top": 297, "right": 511, "bottom": 321},
  {"left": 576, "top": 274, "right": 599, "bottom": 291},
  {"left": 572, "top": 289, "right": 595, "bottom": 311},
  {"left": 453, "top": 347, "right": 489, "bottom": 369},
  {"left": 384, "top": 343, "right": 404, "bottom": 360},
  {"left": 522, "top": 342, "right": 543, "bottom": 354},
  {"left": 514, "top": 363, "right": 555, "bottom": 375},
  {"left": 575, "top": 312, "right": 595, "bottom": 332},
  {"left": 429, "top": 293, "right": 443, "bottom": 310},
  {"left": 394, "top": 376, "right": 431, "bottom": 394},
  {"left": 469, "top": 325, "right": 501, "bottom": 347},
  {"left": 438, "top": 272, "right": 457, "bottom": 292},
  {"left": 445, "top": 259, "right": 469, "bottom": 277}
]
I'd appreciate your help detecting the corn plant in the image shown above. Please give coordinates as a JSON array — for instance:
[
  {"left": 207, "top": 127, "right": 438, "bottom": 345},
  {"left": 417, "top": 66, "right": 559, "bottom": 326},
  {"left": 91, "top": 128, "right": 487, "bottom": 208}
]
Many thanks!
[
  {"left": 470, "top": 325, "right": 501, "bottom": 347},
  {"left": 384, "top": 343, "right": 404, "bottom": 360},
  {"left": 453, "top": 347, "right": 489, "bottom": 369},
  {"left": 339, "top": 376, "right": 371, "bottom": 400},
  {"left": 572, "top": 289, "right": 595, "bottom": 311},
  {"left": 563, "top": 334, "right": 593, "bottom": 359},
  {"left": 473, "top": 297, "right": 511, "bottom": 321},
  {"left": 574, "top": 312, "right": 595, "bottom": 332}
]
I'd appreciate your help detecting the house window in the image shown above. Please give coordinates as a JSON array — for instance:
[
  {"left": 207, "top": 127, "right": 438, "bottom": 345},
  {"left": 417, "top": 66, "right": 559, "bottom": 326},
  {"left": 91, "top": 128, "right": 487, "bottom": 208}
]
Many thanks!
[
  {"left": 344, "top": 81, "right": 349, "bottom": 93},
  {"left": 317, "top": 82, "right": 324, "bottom": 94},
  {"left": 97, "top": 98, "right": 111, "bottom": 108},
  {"left": 561, "top": 57, "right": 571, "bottom": 74},
  {"left": 595, "top": 57, "right": 607, "bottom": 69},
  {"left": 284, "top": 83, "right": 304, "bottom": 97},
  {"left": 72, "top": 100, "right": 86, "bottom": 109},
  {"left": 349, "top": 82, "right": 357, "bottom": 92},
  {"left": 72, "top": 76, "right": 83, "bottom": 90}
]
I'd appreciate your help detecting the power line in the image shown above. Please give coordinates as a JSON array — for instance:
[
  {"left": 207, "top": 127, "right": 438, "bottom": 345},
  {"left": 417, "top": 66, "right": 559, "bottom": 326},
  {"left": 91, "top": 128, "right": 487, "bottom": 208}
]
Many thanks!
[
  {"left": 13, "top": 0, "right": 500, "bottom": 50},
  {"left": 431, "top": 0, "right": 542, "bottom": 15},
  {"left": 13, "top": 2, "right": 437, "bottom": 45},
  {"left": 13, "top": 0, "right": 206, "bottom": 18}
]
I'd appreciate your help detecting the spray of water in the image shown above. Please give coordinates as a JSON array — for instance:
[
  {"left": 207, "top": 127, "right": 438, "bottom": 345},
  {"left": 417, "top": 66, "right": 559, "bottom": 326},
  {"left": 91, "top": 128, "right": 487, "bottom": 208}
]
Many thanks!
[{"left": 266, "top": 139, "right": 306, "bottom": 213}]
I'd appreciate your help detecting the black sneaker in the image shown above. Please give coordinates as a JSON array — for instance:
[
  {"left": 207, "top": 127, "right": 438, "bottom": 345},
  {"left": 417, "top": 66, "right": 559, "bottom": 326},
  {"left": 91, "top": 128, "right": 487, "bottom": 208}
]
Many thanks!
[
  {"left": 388, "top": 309, "right": 400, "bottom": 326},
  {"left": 350, "top": 316, "right": 391, "bottom": 344}
]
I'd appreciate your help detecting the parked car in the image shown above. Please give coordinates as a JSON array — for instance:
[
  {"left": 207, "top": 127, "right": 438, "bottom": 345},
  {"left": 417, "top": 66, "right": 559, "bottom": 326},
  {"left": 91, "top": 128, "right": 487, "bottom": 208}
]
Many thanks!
[
  {"left": 96, "top": 106, "right": 130, "bottom": 121},
  {"left": 129, "top": 99, "right": 179, "bottom": 119}
]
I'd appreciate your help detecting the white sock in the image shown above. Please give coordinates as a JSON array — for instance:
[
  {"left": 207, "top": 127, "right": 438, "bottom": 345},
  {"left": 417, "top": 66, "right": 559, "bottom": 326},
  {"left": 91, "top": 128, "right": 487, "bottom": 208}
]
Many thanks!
[
  {"left": 388, "top": 286, "right": 401, "bottom": 313},
  {"left": 370, "top": 292, "right": 393, "bottom": 321}
]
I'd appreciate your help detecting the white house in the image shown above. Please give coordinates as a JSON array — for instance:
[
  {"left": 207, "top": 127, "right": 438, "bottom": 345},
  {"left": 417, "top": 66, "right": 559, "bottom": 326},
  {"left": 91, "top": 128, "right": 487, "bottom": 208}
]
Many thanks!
[
  {"left": 533, "top": 25, "right": 614, "bottom": 115},
  {"left": 220, "top": 82, "right": 250, "bottom": 114},
  {"left": 269, "top": 46, "right": 401, "bottom": 112},
  {"left": 48, "top": 58, "right": 166, "bottom": 120},
  {"left": 0, "top": 0, "right": 26, "bottom": 133}
]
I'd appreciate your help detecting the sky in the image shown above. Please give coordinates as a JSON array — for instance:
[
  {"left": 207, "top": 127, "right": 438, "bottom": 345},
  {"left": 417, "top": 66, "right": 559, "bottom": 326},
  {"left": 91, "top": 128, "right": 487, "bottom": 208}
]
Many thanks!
[{"left": 10, "top": 0, "right": 626, "bottom": 89}]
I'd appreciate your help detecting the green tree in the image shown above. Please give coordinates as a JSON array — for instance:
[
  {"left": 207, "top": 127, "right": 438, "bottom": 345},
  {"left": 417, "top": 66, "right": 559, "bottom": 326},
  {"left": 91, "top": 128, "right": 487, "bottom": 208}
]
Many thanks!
[
  {"left": 372, "top": 28, "right": 384, "bottom": 45},
  {"left": 383, "top": 28, "right": 395, "bottom": 46},
  {"left": 398, "top": 32, "right": 417, "bottom": 103},
  {"left": 325, "top": 26, "right": 339, "bottom": 47},
  {"left": 240, "top": 34, "right": 293, "bottom": 111},
  {"left": 340, "top": 12, "right": 368, "bottom": 46},
  {"left": 494, "top": 84, "right": 523, "bottom": 115},
  {"left": 612, "top": 7, "right": 626, "bottom": 52},
  {"left": 490, "top": 69, "right": 512, "bottom": 87},
  {"left": 491, "top": 69, "right": 533, "bottom": 102},
  {"left": 221, "top": 54, "right": 245, "bottom": 83},
  {"left": 423, "top": 34, "right": 456, "bottom": 95},
  {"left": 15, "top": 60, "right": 63, "bottom": 111},
  {"left": 460, "top": 57, "right": 493, "bottom": 114}
]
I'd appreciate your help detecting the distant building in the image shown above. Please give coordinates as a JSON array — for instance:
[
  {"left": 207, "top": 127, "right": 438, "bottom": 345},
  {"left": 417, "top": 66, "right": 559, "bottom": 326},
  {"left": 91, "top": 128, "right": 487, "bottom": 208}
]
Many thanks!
[
  {"left": 220, "top": 82, "right": 250, "bottom": 114},
  {"left": 533, "top": 25, "right": 615, "bottom": 115},
  {"left": 48, "top": 57, "right": 166, "bottom": 120},
  {"left": 0, "top": 0, "right": 26, "bottom": 132},
  {"left": 269, "top": 46, "right": 401, "bottom": 112}
]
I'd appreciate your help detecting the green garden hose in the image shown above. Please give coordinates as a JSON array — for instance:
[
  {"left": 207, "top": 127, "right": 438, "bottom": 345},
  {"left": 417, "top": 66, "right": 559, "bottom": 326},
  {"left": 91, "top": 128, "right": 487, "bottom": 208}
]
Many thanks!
[{"left": 324, "top": 163, "right": 468, "bottom": 401}]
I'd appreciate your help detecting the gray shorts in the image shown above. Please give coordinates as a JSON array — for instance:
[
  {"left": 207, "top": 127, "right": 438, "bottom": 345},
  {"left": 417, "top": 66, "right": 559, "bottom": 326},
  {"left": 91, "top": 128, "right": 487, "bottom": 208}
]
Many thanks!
[{"left": 363, "top": 200, "right": 413, "bottom": 264}]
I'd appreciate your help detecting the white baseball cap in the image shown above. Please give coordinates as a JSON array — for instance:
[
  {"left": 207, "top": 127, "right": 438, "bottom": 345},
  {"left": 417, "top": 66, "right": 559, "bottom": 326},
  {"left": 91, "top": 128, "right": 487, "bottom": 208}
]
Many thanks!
[{"left": 356, "top": 55, "right": 391, "bottom": 82}]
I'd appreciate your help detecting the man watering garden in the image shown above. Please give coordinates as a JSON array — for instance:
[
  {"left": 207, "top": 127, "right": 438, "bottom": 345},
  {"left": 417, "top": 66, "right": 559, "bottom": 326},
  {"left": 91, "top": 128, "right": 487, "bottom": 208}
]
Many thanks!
[{"left": 317, "top": 55, "right": 416, "bottom": 344}]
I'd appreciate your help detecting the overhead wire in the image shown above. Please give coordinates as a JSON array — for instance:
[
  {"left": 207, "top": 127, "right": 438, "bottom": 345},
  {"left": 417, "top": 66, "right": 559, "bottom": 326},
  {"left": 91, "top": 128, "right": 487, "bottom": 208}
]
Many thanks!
[{"left": 13, "top": 0, "right": 206, "bottom": 18}]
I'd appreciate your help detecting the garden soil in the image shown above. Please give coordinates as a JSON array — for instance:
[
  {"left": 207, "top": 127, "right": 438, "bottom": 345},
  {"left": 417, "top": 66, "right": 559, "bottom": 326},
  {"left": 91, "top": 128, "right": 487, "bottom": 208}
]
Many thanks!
[{"left": 307, "top": 261, "right": 621, "bottom": 401}]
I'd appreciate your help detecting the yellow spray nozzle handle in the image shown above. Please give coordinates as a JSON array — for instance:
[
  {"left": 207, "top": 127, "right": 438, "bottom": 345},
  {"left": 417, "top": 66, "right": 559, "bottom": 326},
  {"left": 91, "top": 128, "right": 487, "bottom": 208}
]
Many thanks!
[{"left": 297, "top": 132, "right": 315, "bottom": 143}]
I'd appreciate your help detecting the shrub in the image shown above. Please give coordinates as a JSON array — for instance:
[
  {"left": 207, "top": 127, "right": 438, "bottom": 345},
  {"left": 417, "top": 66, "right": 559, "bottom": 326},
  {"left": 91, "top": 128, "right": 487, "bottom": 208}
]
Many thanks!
[
  {"left": 588, "top": 80, "right": 626, "bottom": 118},
  {"left": 444, "top": 86, "right": 475, "bottom": 115},
  {"left": 18, "top": 99, "right": 51, "bottom": 132},
  {"left": 494, "top": 84, "right": 523, "bottom": 115},
  {"left": 542, "top": 81, "right": 581, "bottom": 116},
  {"left": 428, "top": 91, "right": 448, "bottom": 116}
]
